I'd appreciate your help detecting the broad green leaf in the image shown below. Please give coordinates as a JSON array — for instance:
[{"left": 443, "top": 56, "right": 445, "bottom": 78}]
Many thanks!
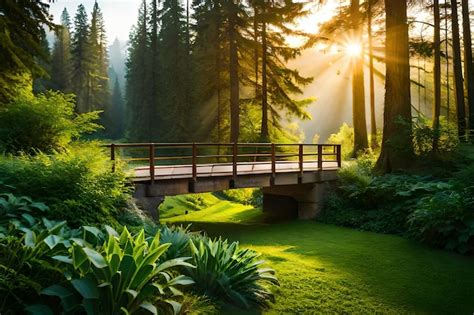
[
  {"left": 41, "top": 285, "right": 74, "bottom": 298},
  {"left": 24, "top": 304, "right": 54, "bottom": 315},
  {"left": 71, "top": 278, "right": 99, "bottom": 299},
  {"left": 72, "top": 246, "right": 89, "bottom": 270},
  {"left": 83, "top": 247, "right": 107, "bottom": 268},
  {"left": 52, "top": 255, "right": 73, "bottom": 264},
  {"left": 44, "top": 234, "right": 62, "bottom": 250},
  {"left": 139, "top": 302, "right": 158, "bottom": 315}
]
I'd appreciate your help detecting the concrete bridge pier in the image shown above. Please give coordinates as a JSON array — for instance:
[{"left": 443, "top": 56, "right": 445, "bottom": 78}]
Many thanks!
[
  {"left": 133, "top": 184, "right": 164, "bottom": 220},
  {"left": 262, "top": 182, "right": 334, "bottom": 220}
]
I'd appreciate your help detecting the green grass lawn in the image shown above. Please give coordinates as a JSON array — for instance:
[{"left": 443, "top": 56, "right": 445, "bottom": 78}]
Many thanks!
[{"left": 163, "top": 202, "right": 474, "bottom": 314}]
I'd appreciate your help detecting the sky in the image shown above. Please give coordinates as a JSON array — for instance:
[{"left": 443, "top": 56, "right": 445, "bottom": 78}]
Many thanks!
[{"left": 49, "top": 0, "right": 139, "bottom": 43}]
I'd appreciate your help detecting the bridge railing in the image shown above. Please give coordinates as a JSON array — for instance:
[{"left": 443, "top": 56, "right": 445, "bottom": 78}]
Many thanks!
[{"left": 104, "top": 143, "right": 342, "bottom": 184}]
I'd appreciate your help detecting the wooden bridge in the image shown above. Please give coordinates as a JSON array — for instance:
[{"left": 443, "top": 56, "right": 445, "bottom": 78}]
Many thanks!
[{"left": 105, "top": 143, "right": 342, "bottom": 219}]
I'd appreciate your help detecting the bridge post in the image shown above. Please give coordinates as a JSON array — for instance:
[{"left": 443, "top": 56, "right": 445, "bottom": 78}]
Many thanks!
[
  {"left": 149, "top": 144, "right": 155, "bottom": 185},
  {"left": 271, "top": 143, "right": 276, "bottom": 184},
  {"left": 232, "top": 143, "right": 238, "bottom": 185},
  {"left": 110, "top": 143, "right": 116, "bottom": 173},
  {"left": 318, "top": 145, "right": 323, "bottom": 170},
  {"left": 298, "top": 144, "right": 303, "bottom": 182}
]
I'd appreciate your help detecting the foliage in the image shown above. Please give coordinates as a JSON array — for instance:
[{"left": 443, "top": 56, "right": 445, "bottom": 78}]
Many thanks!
[
  {"left": 408, "top": 188, "right": 474, "bottom": 254},
  {"left": 0, "top": 194, "right": 48, "bottom": 235},
  {"left": 0, "top": 92, "right": 101, "bottom": 154},
  {"left": 185, "top": 237, "right": 279, "bottom": 309},
  {"left": 0, "top": 218, "right": 72, "bottom": 313},
  {"left": 220, "top": 188, "right": 263, "bottom": 207},
  {"left": 327, "top": 123, "right": 355, "bottom": 159},
  {"left": 0, "top": 0, "right": 56, "bottom": 104},
  {"left": 412, "top": 115, "right": 458, "bottom": 156},
  {"left": 0, "top": 143, "right": 130, "bottom": 227},
  {"left": 44, "top": 226, "right": 194, "bottom": 314},
  {"left": 159, "top": 225, "right": 193, "bottom": 262}
]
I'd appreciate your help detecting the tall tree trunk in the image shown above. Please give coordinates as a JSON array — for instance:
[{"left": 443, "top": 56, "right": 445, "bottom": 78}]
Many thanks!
[
  {"left": 375, "top": 0, "right": 413, "bottom": 173},
  {"left": 229, "top": 4, "right": 240, "bottom": 143},
  {"left": 451, "top": 0, "right": 466, "bottom": 140},
  {"left": 432, "top": 0, "right": 441, "bottom": 152},
  {"left": 351, "top": 0, "right": 368, "bottom": 155},
  {"left": 150, "top": 0, "right": 158, "bottom": 141},
  {"left": 367, "top": 0, "right": 377, "bottom": 148},
  {"left": 445, "top": 1, "right": 450, "bottom": 121},
  {"left": 461, "top": 0, "right": 474, "bottom": 140},
  {"left": 254, "top": 4, "right": 259, "bottom": 97},
  {"left": 260, "top": 20, "right": 269, "bottom": 142}
]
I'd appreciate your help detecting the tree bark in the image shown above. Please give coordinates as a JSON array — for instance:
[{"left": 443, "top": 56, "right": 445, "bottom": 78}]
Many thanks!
[
  {"left": 450, "top": 0, "right": 466, "bottom": 140},
  {"left": 432, "top": 0, "right": 441, "bottom": 152},
  {"left": 461, "top": 0, "right": 474, "bottom": 140},
  {"left": 367, "top": 0, "right": 377, "bottom": 148},
  {"left": 260, "top": 20, "right": 269, "bottom": 142},
  {"left": 375, "top": 0, "right": 413, "bottom": 173},
  {"left": 351, "top": 0, "right": 368, "bottom": 155},
  {"left": 229, "top": 4, "right": 240, "bottom": 143}
]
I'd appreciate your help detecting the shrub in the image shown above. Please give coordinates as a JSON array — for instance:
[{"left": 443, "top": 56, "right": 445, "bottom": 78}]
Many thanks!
[
  {"left": 408, "top": 189, "right": 474, "bottom": 254},
  {"left": 0, "top": 218, "right": 71, "bottom": 314},
  {"left": 0, "top": 194, "right": 48, "bottom": 235},
  {"left": 0, "top": 92, "right": 101, "bottom": 154},
  {"left": 43, "top": 227, "right": 194, "bottom": 314},
  {"left": 221, "top": 188, "right": 262, "bottom": 206},
  {"left": 185, "top": 237, "right": 279, "bottom": 309},
  {"left": 412, "top": 115, "right": 458, "bottom": 157},
  {"left": 0, "top": 143, "right": 130, "bottom": 227}
]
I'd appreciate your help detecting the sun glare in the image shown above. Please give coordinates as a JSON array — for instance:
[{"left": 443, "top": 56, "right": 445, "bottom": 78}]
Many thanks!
[{"left": 344, "top": 42, "right": 363, "bottom": 57}]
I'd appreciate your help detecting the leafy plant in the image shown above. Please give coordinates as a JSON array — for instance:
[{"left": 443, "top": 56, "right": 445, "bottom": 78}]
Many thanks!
[
  {"left": 185, "top": 237, "right": 279, "bottom": 309},
  {"left": 0, "top": 92, "right": 101, "bottom": 154},
  {"left": 0, "top": 144, "right": 130, "bottom": 227},
  {"left": 44, "top": 226, "right": 194, "bottom": 314},
  {"left": 408, "top": 189, "right": 474, "bottom": 254},
  {"left": 0, "top": 194, "right": 48, "bottom": 235},
  {"left": 159, "top": 225, "right": 193, "bottom": 262}
]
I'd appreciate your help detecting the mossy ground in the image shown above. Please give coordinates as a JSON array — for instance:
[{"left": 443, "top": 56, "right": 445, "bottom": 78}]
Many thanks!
[{"left": 162, "top": 196, "right": 474, "bottom": 314}]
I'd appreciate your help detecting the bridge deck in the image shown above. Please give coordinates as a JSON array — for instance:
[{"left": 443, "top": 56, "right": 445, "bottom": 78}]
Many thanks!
[{"left": 132, "top": 160, "right": 339, "bottom": 181}]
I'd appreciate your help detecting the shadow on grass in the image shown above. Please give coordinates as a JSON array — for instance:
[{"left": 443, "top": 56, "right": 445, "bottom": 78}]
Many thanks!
[{"left": 169, "top": 221, "right": 474, "bottom": 314}]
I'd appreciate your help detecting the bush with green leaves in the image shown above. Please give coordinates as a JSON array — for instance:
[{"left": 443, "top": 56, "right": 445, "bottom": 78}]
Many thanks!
[
  {"left": 412, "top": 115, "right": 458, "bottom": 157},
  {"left": 185, "top": 237, "right": 279, "bottom": 309},
  {"left": 41, "top": 226, "right": 194, "bottom": 314},
  {"left": 0, "top": 143, "right": 130, "bottom": 226},
  {"left": 220, "top": 188, "right": 263, "bottom": 207},
  {"left": 0, "top": 193, "right": 48, "bottom": 235},
  {"left": 408, "top": 188, "right": 474, "bottom": 254},
  {"left": 0, "top": 92, "right": 101, "bottom": 154},
  {"left": 0, "top": 219, "right": 72, "bottom": 313}
]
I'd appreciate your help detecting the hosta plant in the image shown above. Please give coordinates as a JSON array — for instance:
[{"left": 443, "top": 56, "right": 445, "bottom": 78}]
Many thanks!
[
  {"left": 186, "top": 238, "right": 279, "bottom": 309},
  {"left": 41, "top": 226, "right": 195, "bottom": 314},
  {"left": 0, "top": 193, "right": 48, "bottom": 235}
]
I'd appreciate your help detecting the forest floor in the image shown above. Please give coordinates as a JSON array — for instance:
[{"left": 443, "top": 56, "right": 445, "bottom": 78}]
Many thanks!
[{"left": 161, "top": 196, "right": 474, "bottom": 314}]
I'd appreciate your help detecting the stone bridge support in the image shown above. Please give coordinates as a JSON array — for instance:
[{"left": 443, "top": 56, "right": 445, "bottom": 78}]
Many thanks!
[
  {"left": 262, "top": 181, "right": 336, "bottom": 220},
  {"left": 133, "top": 184, "right": 164, "bottom": 221}
]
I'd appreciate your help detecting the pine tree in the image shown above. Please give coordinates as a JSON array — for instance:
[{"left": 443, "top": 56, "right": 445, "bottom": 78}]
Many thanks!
[
  {"left": 0, "top": 0, "right": 56, "bottom": 103},
  {"left": 89, "top": 1, "right": 110, "bottom": 112},
  {"left": 159, "top": 0, "right": 190, "bottom": 141},
  {"left": 51, "top": 8, "right": 73, "bottom": 92},
  {"left": 71, "top": 4, "right": 93, "bottom": 113},
  {"left": 376, "top": 0, "right": 413, "bottom": 173},
  {"left": 252, "top": 0, "right": 313, "bottom": 142},
  {"left": 192, "top": 0, "right": 229, "bottom": 142},
  {"left": 126, "top": 0, "right": 151, "bottom": 140},
  {"left": 105, "top": 77, "right": 125, "bottom": 139}
]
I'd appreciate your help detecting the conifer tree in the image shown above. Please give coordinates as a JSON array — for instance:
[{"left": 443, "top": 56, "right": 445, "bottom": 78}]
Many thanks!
[
  {"left": 89, "top": 1, "right": 110, "bottom": 112},
  {"left": 158, "top": 0, "right": 190, "bottom": 141},
  {"left": 126, "top": 0, "right": 151, "bottom": 140},
  {"left": 51, "top": 8, "right": 73, "bottom": 92},
  {"left": 71, "top": 4, "right": 93, "bottom": 113}
]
